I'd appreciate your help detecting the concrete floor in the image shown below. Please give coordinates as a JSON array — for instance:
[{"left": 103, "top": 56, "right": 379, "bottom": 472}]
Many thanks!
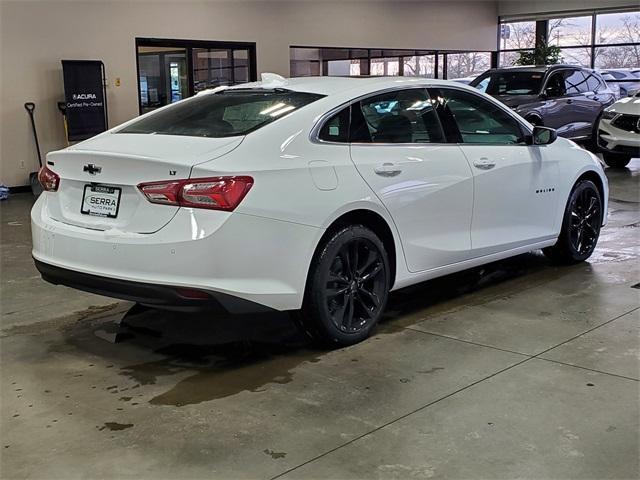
[{"left": 1, "top": 160, "right": 639, "bottom": 480}]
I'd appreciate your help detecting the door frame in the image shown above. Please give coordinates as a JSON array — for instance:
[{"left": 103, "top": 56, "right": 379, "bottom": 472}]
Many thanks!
[{"left": 135, "top": 37, "right": 258, "bottom": 115}]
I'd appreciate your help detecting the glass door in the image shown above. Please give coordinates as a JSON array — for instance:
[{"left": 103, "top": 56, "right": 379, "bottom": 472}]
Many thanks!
[{"left": 136, "top": 38, "right": 257, "bottom": 114}]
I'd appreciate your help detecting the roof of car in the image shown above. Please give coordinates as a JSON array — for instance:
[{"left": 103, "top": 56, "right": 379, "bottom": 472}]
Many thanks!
[{"left": 221, "top": 75, "right": 470, "bottom": 96}]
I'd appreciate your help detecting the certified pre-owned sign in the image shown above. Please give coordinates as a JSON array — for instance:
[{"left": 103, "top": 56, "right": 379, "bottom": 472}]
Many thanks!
[{"left": 62, "top": 60, "right": 108, "bottom": 141}]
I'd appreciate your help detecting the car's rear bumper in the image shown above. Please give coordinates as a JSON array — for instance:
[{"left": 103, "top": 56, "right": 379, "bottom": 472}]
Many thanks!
[
  {"left": 31, "top": 193, "right": 322, "bottom": 311},
  {"left": 34, "top": 259, "right": 273, "bottom": 313}
]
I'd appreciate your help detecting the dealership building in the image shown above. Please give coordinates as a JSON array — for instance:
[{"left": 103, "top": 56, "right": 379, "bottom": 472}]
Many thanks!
[{"left": 1, "top": 1, "right": 639, "bottom": 479}]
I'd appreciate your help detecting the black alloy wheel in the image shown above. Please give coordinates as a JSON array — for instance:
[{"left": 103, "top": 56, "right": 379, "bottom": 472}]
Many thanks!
[
  {"left": 296, "top": 225, "right": 390, "bottom": 347},
  {"left": 544, "top": 180, "right": 602, "bottom": 264},
  {"left": 324, "top": 238, "right": 386, "bottom": 334},
  {"left": 568, "top": 186, "right": 602, "bottom": 256}
]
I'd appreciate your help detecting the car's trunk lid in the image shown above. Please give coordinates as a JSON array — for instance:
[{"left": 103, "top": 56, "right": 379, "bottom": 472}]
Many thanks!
[{"left": 45, "top": 133, "right": 242, "bottom": 233}]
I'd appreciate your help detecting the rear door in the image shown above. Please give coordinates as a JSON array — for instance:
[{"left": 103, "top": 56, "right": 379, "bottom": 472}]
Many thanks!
[
  {"left": 349, "top": 88, "right": 475, "bottom": 272},
  {"left": 428, "top": 87, "right": 559, "bottom": 257},
  {"left": 562, "top": 69, "right": 599, "bottom": 138}
]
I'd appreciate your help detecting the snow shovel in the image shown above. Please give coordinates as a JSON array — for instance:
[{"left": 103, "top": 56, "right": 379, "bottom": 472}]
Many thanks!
[{"left": 24, "top": 102, "right": 43, "bottom": 195}]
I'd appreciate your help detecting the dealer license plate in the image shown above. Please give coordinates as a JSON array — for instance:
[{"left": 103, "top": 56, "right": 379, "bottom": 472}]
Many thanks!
[{"left": 81, "top": 184, "right": 122, "bottom": 218}]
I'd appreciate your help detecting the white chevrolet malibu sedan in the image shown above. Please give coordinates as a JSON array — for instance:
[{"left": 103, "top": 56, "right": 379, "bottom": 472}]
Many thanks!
[{"left": 33, "top": 74, "right": 608, "bottom": 346}]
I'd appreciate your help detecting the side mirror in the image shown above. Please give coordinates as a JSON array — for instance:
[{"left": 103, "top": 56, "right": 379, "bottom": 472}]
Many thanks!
[{"left": 531, "top": 126, "right": 557, "bottom": 145}]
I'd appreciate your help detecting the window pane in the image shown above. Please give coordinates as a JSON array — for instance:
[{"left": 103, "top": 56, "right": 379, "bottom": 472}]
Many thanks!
[
  {"left": 357, "top": 89, "right": 445, "bottom": 143},
  {"left": 193, "top": 48, "right": 233, "bottom": 92},
  {"left": 548, "top": 16, "right": 593, "bottom": 47},
  {"left": 446, "top": 52, "right": 491, "bottom": 80},
  {"left": 403, "top": 55, "right": 435, "bottom": 77},
  {"left": 471, "top": 70, "right": 544, "bottom": 95},
  {"left": 319, "top": 106, "right": 350, "bottom": 142},
  {"left": 595, "top": 46, "right": 640, "bottom": 69},
  {"left": 327, "top": 59, "right": 353, "bottom": 76},
  {"left": 559, "top": 47, "right": 592, "bottom": 67},
  {"left": 120, "top": 90, "right": 324, "bottom": 138},
  {"left": 564, "top": 70, "right": 588, "bottom": 94},
  {"left": 595, "top": 11, "right": 640, "bottom": 45},
  {"left": 370, "top": 57, "right": 400, "bottom": 76},
  {"left": 435, "top": 88, "right": 524, "bottom": 144},
  {"left": 499, "top": 50, "right": 532, "bottom": 67},
  {"left": 499, "top": 21, "right": 536, "bottom": 50}
]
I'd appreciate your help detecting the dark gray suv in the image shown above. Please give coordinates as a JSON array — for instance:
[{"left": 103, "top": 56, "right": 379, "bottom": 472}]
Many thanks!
[{"left": 470, "top": 65, "right": 616, "bottom": 142}]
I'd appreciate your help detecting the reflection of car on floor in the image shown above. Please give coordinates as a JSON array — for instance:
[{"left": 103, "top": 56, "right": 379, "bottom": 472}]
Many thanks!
[
  {"left": 595, "top": 92, "right": 640, "bottom": 168},
  {"left": 32, "top": 75, "right": 608, "bottom": 347},
  {"left": 471, "top": 65, "right": 615, "bottom": 142}
]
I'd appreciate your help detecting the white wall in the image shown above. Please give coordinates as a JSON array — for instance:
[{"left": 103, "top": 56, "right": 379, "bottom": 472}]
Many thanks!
[{"left": 0, "top": 0, "right": 499, "bottom": 187}]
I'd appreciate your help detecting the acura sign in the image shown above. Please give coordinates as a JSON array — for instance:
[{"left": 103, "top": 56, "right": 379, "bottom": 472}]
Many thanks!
[{"left": 62, "top": 60, "right": 108, "bottom": 141}]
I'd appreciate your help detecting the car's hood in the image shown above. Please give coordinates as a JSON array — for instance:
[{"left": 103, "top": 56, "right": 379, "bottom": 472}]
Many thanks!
[
  {"left": 492, "top": 94, "right": 540, "bottom": 108},
  {"left": 607, "top": 95, "right": 640, "bottom": 115}
]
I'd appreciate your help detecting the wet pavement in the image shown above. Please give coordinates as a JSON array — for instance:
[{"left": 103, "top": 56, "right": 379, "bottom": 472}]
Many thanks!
[{"left": 1, "top": 159, "right": 639, "bottom": 479}]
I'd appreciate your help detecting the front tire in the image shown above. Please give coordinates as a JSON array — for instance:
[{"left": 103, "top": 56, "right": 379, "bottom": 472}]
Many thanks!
[
  {"left": 602, "top": 152, "right": 631, "bottom": 169},
  {"left": 296, "top": 225, "right": 390, "bottom": 347},
  {"left": 543, "top": 180, "right": 602, "bottom": 264}
]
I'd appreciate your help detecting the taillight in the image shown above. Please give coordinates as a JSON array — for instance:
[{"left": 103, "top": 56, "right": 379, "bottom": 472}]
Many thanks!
[
  {"left": 38, "top": 165, "right": 60, "bottom": 192},
  {"left": 138, "top": 176, "right": 253, "bottom": 211}
]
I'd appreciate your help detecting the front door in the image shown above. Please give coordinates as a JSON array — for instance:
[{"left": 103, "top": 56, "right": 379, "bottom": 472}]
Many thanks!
[
  {"left": 349, "top": 88, "right": 475, "bottom": 272},
  {"left": 429, "top": 87, "right": 560, "bottom": 257}
]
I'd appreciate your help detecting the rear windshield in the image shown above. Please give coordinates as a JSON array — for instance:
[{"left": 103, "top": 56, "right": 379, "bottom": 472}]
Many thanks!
[
  {"left": 471, "top": 71, "right": 544, "bottom": 96},
  {"left": 119, "top": 89, "right": 324, "bottom": 137}
]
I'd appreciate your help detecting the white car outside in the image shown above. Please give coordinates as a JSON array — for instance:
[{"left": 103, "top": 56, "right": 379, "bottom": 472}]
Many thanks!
[
  {"left": 596, "top": 92, "right": 640, "bottom": 168},
  {"left": 32, "top": 74, "right": 608, "bottom": 346}
]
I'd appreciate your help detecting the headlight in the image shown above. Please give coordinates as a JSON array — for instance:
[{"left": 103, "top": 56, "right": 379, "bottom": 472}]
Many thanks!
[{"left": 602, "top": 110, "right": 618, "bottom": 120}]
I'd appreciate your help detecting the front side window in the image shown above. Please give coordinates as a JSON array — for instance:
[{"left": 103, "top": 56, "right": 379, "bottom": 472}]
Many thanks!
[
  {"left": 352, "top": 89, "right": 445, "bottom": 144},
  {"left": 120, "top": 89, "right": 324, "bottom": 138},
  {"left": 544, "top": 71, "right": 567, "bottom": 97},
  {"left": 430, "top": 88, "right": 525, "bottom": 145}
]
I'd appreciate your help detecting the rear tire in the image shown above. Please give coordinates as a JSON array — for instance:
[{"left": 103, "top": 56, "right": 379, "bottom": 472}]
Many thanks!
[
  {"left": 602, "top": 153, "right": 631, "bottom": 168},
  {"left": 295, "top": 225, "right": 390, "bottom": 348},
  {"left": 543, "top": 180, "right": 602, "bottom": 264}
]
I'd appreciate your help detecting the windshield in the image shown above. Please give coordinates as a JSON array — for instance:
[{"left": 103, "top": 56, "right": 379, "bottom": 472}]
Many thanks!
[
  {"left": 471, "top": 71, "right": 544, "bottom": 96},
  {"left": 119, "top": 89, "right": 324, "bottom": 137}
]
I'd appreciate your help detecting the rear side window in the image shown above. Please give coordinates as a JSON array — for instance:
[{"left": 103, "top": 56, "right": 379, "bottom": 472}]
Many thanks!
[
  {"left": 564, "top": 70, "right": 589, "bottom": 94},
  {"left": 352, "top": 89, "right": 445, "bottom": 144},
  {"left": 585, "top": 74, "right": 603, "bottom": 92},
  {"left": 318, "top": 106, "right": 350, "bottom": 142},
  {"left": 119, "top": 89, "right": 324, "bottom": 137},
  {"left": 430, "top": 88, "right": 525, "bottom": 145}
]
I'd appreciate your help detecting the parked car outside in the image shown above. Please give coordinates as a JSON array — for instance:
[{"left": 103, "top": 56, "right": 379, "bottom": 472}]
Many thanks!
[
  {"left": 599, "top": 69, "right": 640, "bottom": 98},
  {"left": 32, "top": 75, "right": 608, "bottom": 347},
  {"left": 600, "top": 72, "right": 621, "bottom": 100},
  {"left": 470, "top": 65, "right": 615, "bottom": 141},
  {"left": 595, "top": 91, "right": 640, "bottom": 168}
]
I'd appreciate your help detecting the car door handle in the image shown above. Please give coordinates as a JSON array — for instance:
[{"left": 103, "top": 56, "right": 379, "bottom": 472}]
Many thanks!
[
  {"left": 374, "top": 163, "right": 402, "bottom": 177},
  {"left": 566, "top": 98, "right": 574, "bottom": 104},
  {"left": 473, "top": 158, "right": 496, "bottom": 170}
]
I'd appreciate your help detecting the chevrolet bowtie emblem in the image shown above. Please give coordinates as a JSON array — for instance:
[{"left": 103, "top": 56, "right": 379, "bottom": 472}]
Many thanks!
[{"left": 83, "top": 164, "right": 102, "bottom": 175}]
